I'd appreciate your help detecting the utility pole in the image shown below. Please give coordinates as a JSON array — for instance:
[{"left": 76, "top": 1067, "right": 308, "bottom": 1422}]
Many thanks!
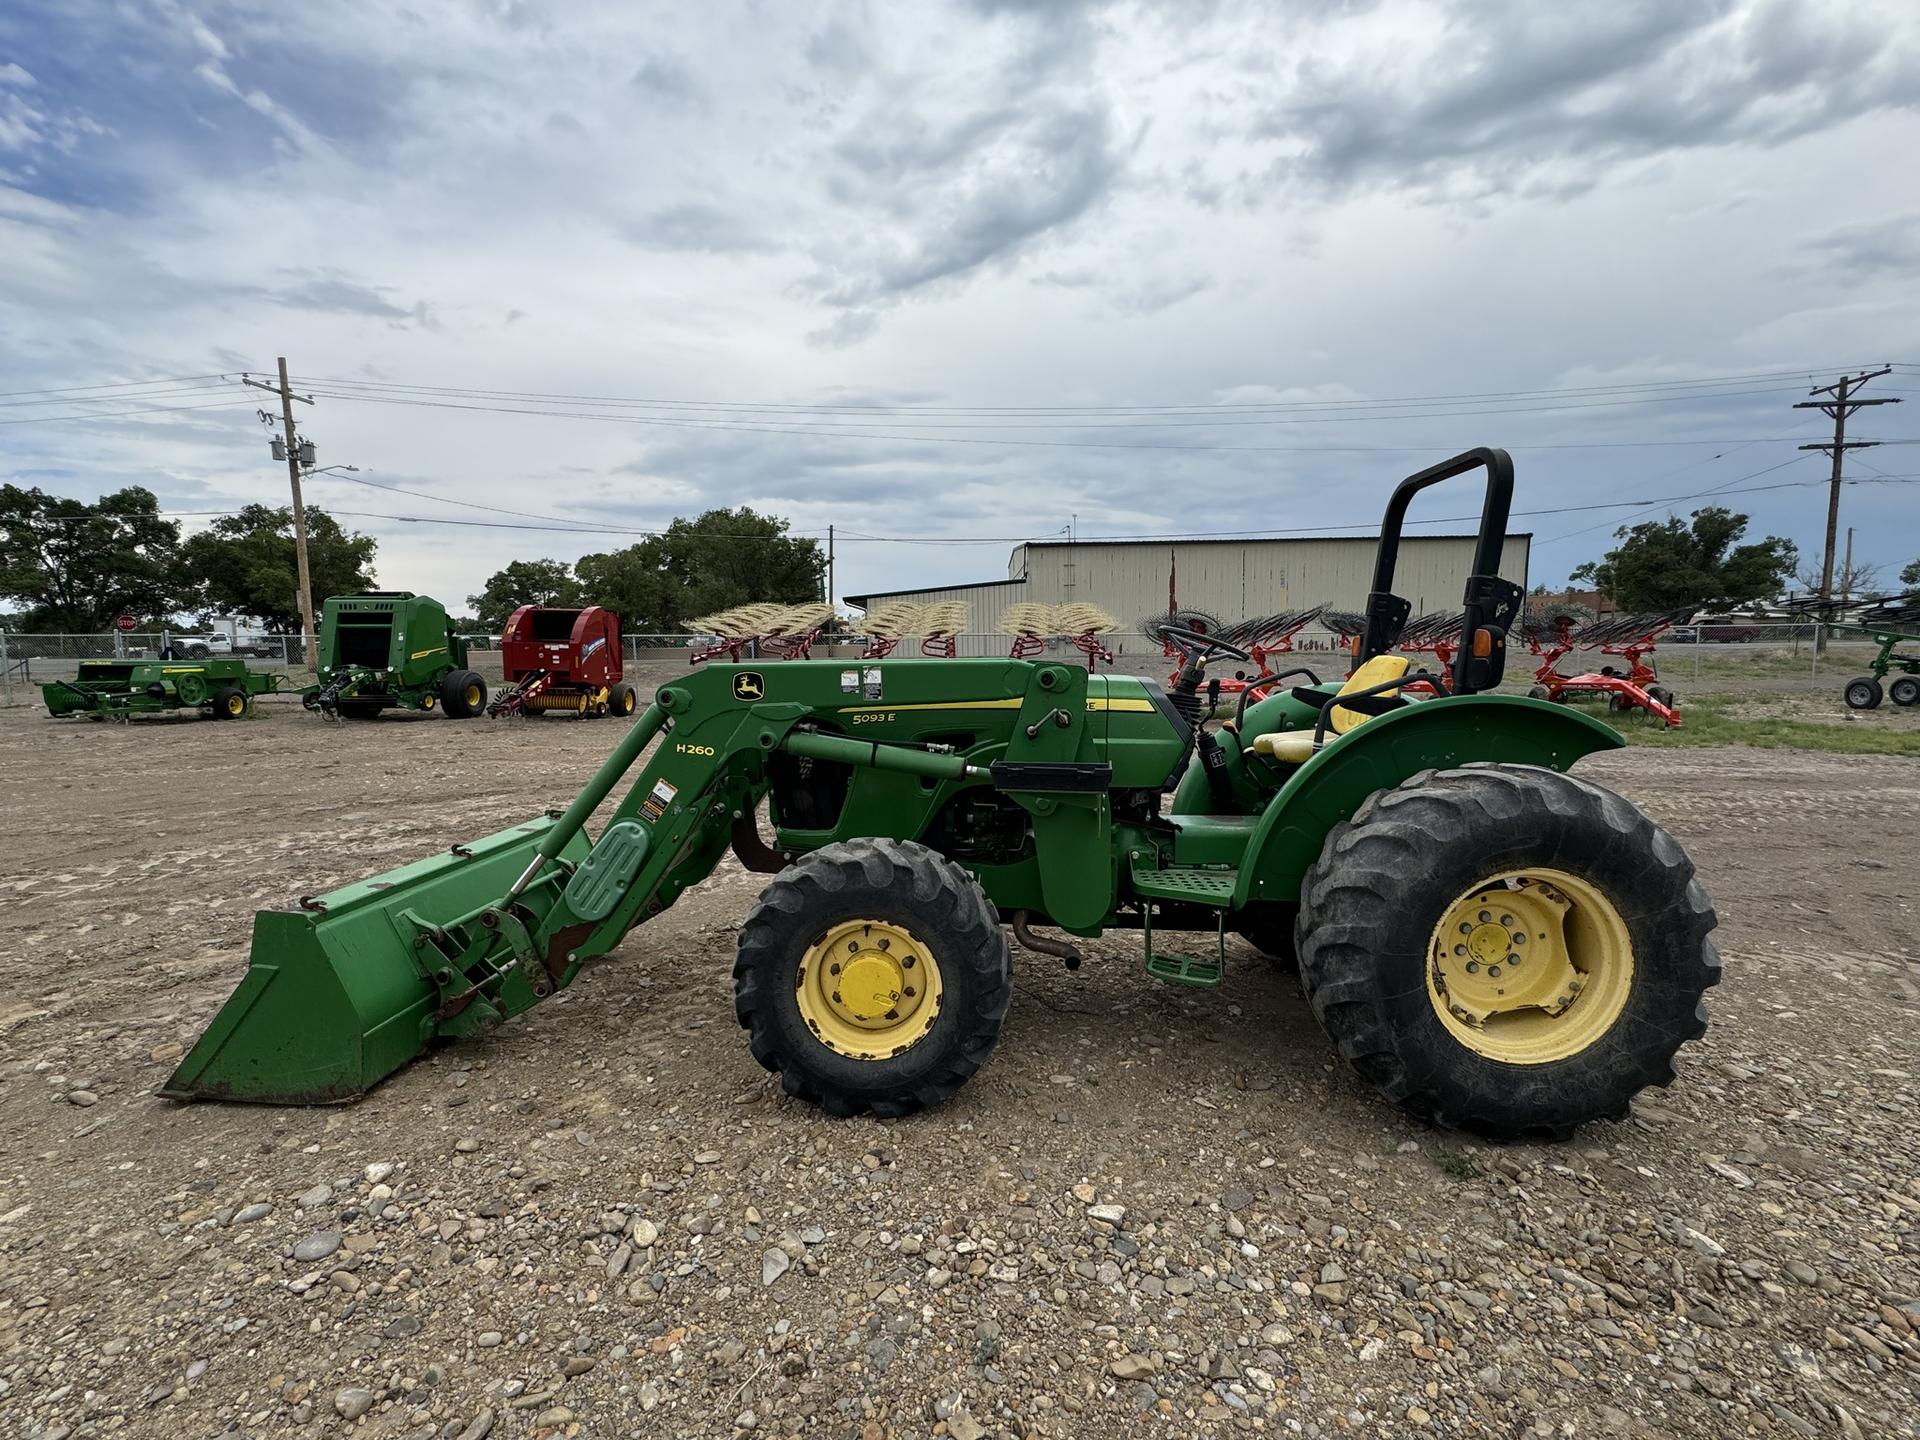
[
  {"left": 1796, "top": 367, "right": 1899, "bottom": 603},
  {"left": 241, "top": 359, "right": 319, "bottom": 670},
  {"left": 826, "top": 524, "right": 835, "bottom": 611}
]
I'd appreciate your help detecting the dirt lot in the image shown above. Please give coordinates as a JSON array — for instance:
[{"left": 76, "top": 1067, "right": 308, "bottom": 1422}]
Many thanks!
[{"left": 1, "top": 690, "right": 1917, "bottom": 1440}]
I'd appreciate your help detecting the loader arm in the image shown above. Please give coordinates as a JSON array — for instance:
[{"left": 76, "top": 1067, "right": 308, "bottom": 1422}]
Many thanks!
[{"left": 163, "top": 673, "right": 997, "bottom": 1104}]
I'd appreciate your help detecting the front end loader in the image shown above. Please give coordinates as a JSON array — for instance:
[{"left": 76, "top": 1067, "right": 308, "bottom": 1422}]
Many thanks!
[{"left": 166, "top": 449, "right": 1720, "bottom": 1139}]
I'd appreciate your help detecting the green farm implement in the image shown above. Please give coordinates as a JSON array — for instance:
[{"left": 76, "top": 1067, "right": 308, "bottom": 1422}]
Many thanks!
[
  {"left": 1839, "top": 592, "right": 1920, "bottom": 710},
  {"left": 303, "top": 591, "right": 489, "bottom": 720},
  {"left": 43, "top": 658, "right": 286, "bottom": 721},
  {"left": 165, "top": 450, "right": 1721, "bottom": 1139}
]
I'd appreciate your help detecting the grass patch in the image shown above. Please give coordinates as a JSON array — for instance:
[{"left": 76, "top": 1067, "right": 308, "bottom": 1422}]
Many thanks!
[
  {"left": 1430, "top": 1144, "right": 1480, "bottom": 1180},
  {"left": 1568, "top": 697, "right": 1920, "bottom": 755}
]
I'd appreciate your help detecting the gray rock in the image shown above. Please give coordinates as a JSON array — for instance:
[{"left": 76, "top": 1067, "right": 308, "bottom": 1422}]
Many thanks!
[
  {"left": 762, "top": 1247, "right": 791, "bottom": 1286},
  {"left": 455, "top": 1408, "right": 495, "bottom": 1440},
  {"left": 299, "top": 1183, "right": 333, "bottom": 1209},
  {"left": 233, "top": 1202, "right": 273, "bottom": 1224},
  {"left": 334, "top": 1387, "right": 375, "bottom": 1420},
  {"left": 630, "top": 1218, "right": 660, "bottom": 1248},
  {"left": 293, "top": 1231, "right": 343, "bottom": 1263},
  {"left": 66, "top": 1090, "right": 99, "bottom": 1108}
]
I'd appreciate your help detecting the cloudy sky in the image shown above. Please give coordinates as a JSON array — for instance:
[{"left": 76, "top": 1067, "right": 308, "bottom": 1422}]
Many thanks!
[{"left": 3, "top": 0, "right": 1918, "bottom": 616}]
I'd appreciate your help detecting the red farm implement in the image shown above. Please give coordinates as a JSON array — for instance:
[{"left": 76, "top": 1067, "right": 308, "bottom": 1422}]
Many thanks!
[
  {"left": 1147, "top": 605, "right": 1326, "bottom": 703},
  {"left": 489, "top": 605, "right": 638, "bottom": 719},
  {"left": 1000, "top": 604, "right": 1122, "bottom": 667},
  {"left": 1526, "top": 610, "right": 1687, "bottom": 726},
  {"left": 850, "top": 601, "right": 968, "bottom": 659}
]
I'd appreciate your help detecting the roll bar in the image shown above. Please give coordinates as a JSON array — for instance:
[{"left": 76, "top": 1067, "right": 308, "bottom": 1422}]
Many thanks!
[{"left": 1359, "top": 447, "right": 1523, "bottom": 695}]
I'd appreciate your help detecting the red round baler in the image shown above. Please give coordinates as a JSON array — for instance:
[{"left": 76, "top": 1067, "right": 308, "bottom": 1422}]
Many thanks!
[{"left": 489, "top": 605, "right": 638, "bottom": 719}]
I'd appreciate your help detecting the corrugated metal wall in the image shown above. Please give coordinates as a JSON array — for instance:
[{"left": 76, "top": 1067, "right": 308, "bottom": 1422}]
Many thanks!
[{"left": 863, "top": 536, "right": 1529, "bottom": 636}]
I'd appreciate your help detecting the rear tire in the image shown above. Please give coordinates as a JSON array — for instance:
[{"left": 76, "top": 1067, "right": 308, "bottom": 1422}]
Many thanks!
[
  {"left": 212, "top": 685, "right": 250, "bottom": 719},
  {"left": 440, "top": 669, "right": 487, "bottom": 718},
  {"left": 1526, "top": 685, "right": 1551, "bottom": 700},
  {"left": 1889, "top": 676, "right": 1919, "bottom": 707},
  {"left": 1294, "top": 764, "right": 1719, "bottom": 1141},
  {"left": 609, "top": 682, "right": 639, "bottom": 717},
  {"left": 734, "top": 838, "right": 1011, "bottom": 1118},
  {"left": 1845, "top": 676, "right": 1883, "bottom": 710}
]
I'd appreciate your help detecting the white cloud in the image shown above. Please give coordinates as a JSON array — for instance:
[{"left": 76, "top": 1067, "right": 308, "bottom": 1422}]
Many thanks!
[{"left": 1, "top": 0, "right": 1917, "bottom": 611}]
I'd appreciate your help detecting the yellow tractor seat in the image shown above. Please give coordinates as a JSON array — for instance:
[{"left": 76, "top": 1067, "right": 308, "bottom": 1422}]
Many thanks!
[{"left": 1249, "top": 654, "right": 1411, "bottom": 765}]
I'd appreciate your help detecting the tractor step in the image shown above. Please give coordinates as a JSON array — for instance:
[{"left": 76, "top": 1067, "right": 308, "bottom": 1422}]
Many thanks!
[
  {"left": 1130, "top": 860, "right": 1238, "bottom": 906},
  {"left": 1140, "top": 899, "right": 1228, "bottom": 988}
]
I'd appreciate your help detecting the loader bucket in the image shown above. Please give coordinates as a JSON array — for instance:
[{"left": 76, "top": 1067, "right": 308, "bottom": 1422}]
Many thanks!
[{"left": 161, "top": 815, "right": 593, "bottom": 1103}]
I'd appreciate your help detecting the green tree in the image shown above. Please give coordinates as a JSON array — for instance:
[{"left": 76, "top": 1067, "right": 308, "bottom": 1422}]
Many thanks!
[
  {"left": 1569, "top": 507, "right": 1797, "bottom": 612},
  {"left": 0, "top": 484, "right": 183, "bottom": 630},
  {"left": 1902, "top": 557, "right": 1920, "bottom": 588},
  {"left": 467, "top": 558, "right": 582, "bottom": 630},
  {"left": 576, "top": 507, "right": 823, "bottom": 631},
  {"left": 178, "top": 504, "right": 377, "bottom": 631}
]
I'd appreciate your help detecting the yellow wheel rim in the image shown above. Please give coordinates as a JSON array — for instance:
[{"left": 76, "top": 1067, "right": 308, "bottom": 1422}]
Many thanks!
[
  {"left": 795, "top": 918, "right": 943, "bottom": 1059},
  {"left": 1427, "top": 868, "right": 1634, "bottom": 1065},
  {"left": 226, "top": 693, "right": 245, "bottom": 715},
  {"left": 466, "top": 683, "right": 482, "bottom": 707}
]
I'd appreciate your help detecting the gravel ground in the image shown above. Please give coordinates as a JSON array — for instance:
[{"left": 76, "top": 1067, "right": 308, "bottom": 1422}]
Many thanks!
[{"left": 1, "top": 694, "right": 1917, "bottom": 1440}]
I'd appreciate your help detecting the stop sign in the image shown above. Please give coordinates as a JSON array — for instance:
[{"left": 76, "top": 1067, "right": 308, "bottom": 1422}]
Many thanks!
[{"left": 115, "top": 614, "right": 137, "bottom": 632}]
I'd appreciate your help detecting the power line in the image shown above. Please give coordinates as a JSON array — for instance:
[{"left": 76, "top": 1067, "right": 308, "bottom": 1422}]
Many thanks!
[
  {"left": 295, "top": 383, "right": 1822, "bottom": 432},
  {"left": 295, "top": 387, "right": 1842, "bottom": 453},
  {"left": 0, "top": 398, "right": 256, "bottom": 426},
  {"left": 302, "top": 469, "right": 640, "bottom": 530},
  {"left": 0, "top": 372, "right": 238, "bottom": 399},
  {"left": 0, "top": 381, "right": 240, "bottom": 410},
  {"left": 1534, "top": 454, "right": 1819, "bottom": 546},
  {"left": 301, "top": 363, "right": 1889, "bottom": 415}
]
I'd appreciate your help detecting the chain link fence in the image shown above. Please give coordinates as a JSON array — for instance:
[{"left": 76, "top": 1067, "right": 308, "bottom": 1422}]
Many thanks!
[{"left": 0, "top": 624, "right": 1890, "bottom": 707}]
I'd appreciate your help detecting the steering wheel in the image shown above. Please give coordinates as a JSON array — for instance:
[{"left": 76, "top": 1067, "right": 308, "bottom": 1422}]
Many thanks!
[{"left": 1157, "top": 622, "right": 1251, "bottom": 670}]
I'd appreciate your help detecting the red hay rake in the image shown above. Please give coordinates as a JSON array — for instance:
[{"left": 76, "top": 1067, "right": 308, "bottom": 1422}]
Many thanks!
[
  {"left": 689, "top": 603, "right": 838, "bottom": 665},
  {"left": 1525, "top": 609, "right": 1688, "bottom": 727}
]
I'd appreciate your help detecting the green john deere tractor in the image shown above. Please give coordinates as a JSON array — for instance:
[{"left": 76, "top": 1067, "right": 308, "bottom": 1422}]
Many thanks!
[
  {"left": 303, "top": 591, "right": 488, "bottom": 720},
  {"left": 166, "top": 450, "right": 1719, "bottom": 1139}
]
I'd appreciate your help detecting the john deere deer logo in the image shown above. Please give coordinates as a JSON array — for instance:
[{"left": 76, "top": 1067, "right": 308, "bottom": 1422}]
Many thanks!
[{"left": 732, "top": 671, "right": 765, "bottom": 701}]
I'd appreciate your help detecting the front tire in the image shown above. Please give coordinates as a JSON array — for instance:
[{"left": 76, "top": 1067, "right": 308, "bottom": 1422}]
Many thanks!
[
  {"left": 1889, "top": 676, "right": 1919, "bottom": 708},
  {"left": 734, "top": 838, "right": 1011, "bottom": 1118},
  {"left": 1295, "top": 764, "right": 1719, "bottom": 1141},
  {"left": 212, "top": 684, "right": 250, "bottom": 719}
]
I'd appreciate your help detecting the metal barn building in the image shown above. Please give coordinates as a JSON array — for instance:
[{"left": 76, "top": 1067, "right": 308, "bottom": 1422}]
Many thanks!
[{"left": 846, "top": 534, "right": 1531, "bottom": 641}]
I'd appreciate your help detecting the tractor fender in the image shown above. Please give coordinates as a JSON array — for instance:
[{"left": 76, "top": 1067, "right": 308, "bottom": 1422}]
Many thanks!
[{"left": 1231, "top": 694, "right": 1622, "bottom": 907}]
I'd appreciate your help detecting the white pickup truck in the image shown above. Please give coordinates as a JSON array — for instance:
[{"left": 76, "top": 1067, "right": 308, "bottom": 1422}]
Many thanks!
[{"left": 160, "top": 619, "right": 280, "bottom": 660}]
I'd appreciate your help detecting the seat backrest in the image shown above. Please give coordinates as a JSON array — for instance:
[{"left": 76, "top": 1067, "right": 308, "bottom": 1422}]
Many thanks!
[{"left": 1327, "top": 654, "right": 1409, "bottom": 733}]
